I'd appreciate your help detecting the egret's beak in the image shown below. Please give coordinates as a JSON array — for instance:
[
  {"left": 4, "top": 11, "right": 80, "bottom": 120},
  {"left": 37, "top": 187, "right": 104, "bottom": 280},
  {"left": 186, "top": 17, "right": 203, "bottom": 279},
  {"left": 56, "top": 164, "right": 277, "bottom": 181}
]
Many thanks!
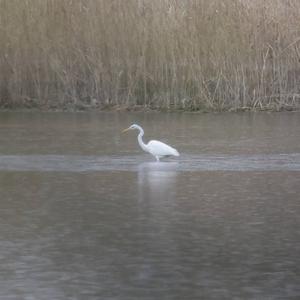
[{"left": 122, "top": 127, "right": 130, "bottom": 133}]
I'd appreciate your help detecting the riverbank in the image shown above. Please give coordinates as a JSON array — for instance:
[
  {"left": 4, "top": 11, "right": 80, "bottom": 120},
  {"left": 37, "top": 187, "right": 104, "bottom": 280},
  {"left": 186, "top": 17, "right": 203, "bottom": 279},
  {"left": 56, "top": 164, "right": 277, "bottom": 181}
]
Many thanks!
[
  {"left": 0, "top": 101, "right": 298, "bottom": 113},
  {"left": 1, "top": 1, "right": 300, "bottom": 112}
]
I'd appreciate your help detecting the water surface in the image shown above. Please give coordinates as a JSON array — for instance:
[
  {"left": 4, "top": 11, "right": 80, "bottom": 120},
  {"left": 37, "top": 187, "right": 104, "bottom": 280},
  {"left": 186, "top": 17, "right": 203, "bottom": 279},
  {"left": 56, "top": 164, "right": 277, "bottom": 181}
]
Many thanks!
[{"left": 0, "top": 112, "right": 299, "bottom": 299}]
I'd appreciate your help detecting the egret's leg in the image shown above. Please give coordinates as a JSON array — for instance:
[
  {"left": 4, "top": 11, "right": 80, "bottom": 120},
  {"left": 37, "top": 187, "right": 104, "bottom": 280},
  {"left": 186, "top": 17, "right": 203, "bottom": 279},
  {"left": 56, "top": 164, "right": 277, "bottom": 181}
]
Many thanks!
[{"left": 155, "top": 156, "right": 160, "bottom": 162}]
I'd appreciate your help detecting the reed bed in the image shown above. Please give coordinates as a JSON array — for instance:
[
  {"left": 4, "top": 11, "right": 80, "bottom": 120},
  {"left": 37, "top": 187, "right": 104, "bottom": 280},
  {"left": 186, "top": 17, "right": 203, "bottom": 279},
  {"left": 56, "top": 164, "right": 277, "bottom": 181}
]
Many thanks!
[{"left": 0, "top": 0, "right": 300, "bottom": 111}]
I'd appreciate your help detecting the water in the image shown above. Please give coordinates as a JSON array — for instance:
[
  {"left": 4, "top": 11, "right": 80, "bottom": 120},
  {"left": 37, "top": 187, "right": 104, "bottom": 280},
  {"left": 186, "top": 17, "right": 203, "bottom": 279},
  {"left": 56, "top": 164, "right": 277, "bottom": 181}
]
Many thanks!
[{"left": 0, "top": 112, "right": 299, "bottom": 299}]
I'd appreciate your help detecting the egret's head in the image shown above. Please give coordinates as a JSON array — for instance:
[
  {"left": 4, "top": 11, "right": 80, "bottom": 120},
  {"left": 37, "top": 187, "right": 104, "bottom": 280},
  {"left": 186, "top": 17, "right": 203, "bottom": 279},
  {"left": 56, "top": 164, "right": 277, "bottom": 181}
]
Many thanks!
[{"left": 122, "top": 124, "right": 140, "bottom": 133}]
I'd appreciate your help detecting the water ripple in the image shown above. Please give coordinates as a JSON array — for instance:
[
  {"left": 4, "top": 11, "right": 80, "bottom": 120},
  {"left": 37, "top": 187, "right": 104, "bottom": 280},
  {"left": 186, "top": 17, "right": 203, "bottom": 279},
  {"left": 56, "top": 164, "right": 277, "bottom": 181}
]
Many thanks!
[{"left": 0, "top": 153, "right": 299, "bottom": 172}]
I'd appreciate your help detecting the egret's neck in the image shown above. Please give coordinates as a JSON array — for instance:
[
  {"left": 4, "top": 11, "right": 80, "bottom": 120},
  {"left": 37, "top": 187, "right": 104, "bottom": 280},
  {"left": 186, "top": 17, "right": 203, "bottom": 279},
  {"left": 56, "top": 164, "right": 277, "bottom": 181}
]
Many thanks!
[{"left": 137, "top": 127, "right": 148, "bottom": 152}]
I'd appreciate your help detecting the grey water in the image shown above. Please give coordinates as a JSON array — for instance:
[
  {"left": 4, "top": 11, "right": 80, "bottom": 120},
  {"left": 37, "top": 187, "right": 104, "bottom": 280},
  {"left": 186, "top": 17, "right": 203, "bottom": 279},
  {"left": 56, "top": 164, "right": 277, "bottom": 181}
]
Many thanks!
[{"left": 0, "top": 112, "right": 299, "bottom": 300}]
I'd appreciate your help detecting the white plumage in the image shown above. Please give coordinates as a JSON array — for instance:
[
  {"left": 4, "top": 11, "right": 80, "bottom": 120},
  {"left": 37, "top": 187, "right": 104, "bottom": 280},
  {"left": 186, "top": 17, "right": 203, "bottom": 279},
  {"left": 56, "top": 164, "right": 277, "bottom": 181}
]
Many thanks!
[
  {"left": 147, "top": 140, "right": 179, "bottom": 158},
  {"left": 122, "top": 124, "right": 180, "bottom": 161}
]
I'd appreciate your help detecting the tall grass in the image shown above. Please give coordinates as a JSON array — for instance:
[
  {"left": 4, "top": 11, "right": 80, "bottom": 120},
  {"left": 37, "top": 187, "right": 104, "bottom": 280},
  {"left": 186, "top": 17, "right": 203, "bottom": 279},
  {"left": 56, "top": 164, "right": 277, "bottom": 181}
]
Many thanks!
[{"left": 0, "top": 0, "right": 300, "bottom": 111}]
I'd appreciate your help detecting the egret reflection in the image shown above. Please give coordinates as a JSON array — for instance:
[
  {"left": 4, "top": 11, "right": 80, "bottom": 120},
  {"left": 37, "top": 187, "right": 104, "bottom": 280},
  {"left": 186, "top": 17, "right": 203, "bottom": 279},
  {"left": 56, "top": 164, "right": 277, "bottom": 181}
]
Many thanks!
[{"left": 138, "top": 162, "right": 178, "bottom": 201}]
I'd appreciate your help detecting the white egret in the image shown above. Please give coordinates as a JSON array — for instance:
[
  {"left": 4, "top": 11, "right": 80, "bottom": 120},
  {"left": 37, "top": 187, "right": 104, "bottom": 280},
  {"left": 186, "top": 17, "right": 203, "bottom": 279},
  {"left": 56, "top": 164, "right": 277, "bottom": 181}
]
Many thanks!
[{"left": 122, "top": 124, "right": 179, "bottom": 162}]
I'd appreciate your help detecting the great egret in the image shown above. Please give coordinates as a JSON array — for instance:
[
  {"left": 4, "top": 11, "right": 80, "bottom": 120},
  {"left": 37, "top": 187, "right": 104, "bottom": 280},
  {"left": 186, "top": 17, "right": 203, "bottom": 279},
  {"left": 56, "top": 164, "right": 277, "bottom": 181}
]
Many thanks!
[{"left": 122, "top": 124, "right": 180, "bottom": 161}]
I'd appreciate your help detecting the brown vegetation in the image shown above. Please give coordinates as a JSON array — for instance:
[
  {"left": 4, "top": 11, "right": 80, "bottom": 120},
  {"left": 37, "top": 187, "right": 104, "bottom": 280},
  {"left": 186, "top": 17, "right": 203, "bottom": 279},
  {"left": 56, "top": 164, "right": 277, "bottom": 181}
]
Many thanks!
[{"left": 0, "top": 0, "right": 300, "bottom": 111}]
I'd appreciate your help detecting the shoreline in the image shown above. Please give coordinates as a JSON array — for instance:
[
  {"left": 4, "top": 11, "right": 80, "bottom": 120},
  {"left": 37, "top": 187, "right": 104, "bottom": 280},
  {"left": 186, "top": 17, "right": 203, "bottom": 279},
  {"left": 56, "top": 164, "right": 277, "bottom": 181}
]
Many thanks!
[{"left": 0, "top": 103, "right": 299, "bottom": 114}]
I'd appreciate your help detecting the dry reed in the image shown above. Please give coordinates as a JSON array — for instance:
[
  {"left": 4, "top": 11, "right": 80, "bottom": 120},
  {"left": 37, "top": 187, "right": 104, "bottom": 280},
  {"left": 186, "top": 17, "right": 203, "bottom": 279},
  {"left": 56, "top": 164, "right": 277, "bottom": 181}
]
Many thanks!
[{"left": 0, "top": 0, "right": 300, "bottom": 111}]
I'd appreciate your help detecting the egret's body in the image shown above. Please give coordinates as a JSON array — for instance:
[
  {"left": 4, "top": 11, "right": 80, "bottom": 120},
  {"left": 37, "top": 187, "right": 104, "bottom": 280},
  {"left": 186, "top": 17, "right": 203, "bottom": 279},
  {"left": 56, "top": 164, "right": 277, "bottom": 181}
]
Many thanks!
[{"left": 122, "top": 124, "right": 179, "bottom": 161}]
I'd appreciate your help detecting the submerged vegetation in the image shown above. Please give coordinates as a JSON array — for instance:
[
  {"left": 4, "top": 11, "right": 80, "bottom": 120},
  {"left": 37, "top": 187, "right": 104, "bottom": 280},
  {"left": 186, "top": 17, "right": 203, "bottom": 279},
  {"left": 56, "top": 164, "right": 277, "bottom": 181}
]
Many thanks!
[{"left": 0, "top": 0, "right": 300, "bottom": 111}]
